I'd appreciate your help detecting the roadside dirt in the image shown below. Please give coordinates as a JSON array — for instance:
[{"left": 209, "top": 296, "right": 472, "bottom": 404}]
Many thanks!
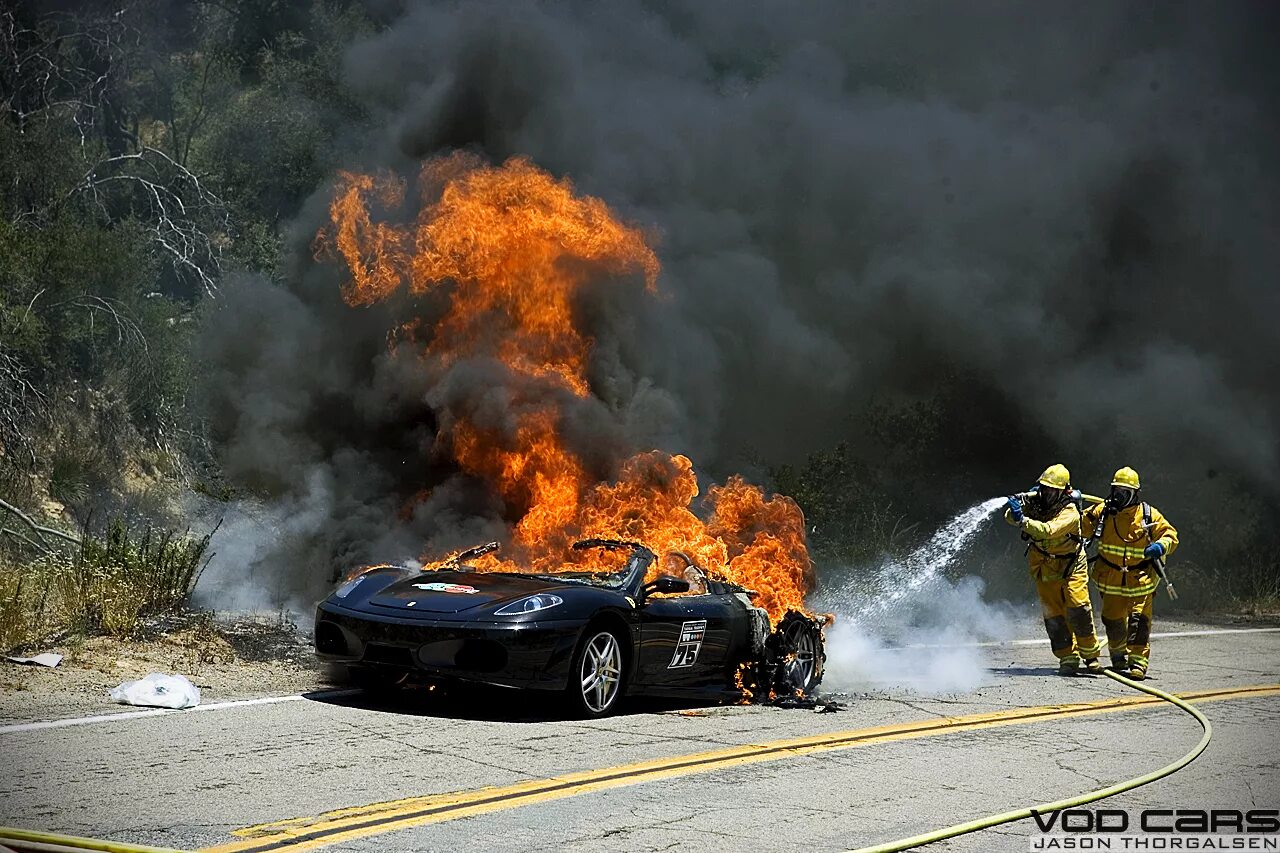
[{"left": 0, "top": 611, "right": 337, "bottom": 724}]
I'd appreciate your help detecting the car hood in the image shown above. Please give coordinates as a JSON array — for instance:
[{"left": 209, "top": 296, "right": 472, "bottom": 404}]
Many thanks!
[{"left": 367, "top": 570, "right": 568, "bottom": 614}]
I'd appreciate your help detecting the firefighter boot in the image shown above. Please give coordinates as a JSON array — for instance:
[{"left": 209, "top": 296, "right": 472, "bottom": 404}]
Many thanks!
[
  {"left": 1044, "top": 615, "right": 1076, "bottom": 674},
  {"left": 1102, "top": 616, "right": 1128, "bottom": 671},
  {"left": 1066, "top": 603, "right": 1102, "bottom": 673},
  {"left": 1127, "top": 610, "right": 1152, "bottom": 681}
]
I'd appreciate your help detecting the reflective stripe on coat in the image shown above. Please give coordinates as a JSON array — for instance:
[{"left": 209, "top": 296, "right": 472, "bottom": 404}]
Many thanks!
[{"left": 1083, "top": 502, "right": 1179, "bottom": 598}]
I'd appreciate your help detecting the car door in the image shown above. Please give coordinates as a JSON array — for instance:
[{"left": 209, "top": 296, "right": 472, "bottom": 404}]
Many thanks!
[
  {"left": 635, "top": 592, "right": 739, "bottom": 691},
  {"left": 680, "top": 593, "right": 741, "bottom": 689},
  {"left": 634, "top": 596, "right": 706, "bottom": 690}
]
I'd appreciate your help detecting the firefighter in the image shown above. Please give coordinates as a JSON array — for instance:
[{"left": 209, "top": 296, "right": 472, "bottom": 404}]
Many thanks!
[
  {"left": 1005, "top": 464, "right": 1103, "bottom": 675},
  {"left": 1082, "top": 467, "right": 1178, "bottom": 680}
]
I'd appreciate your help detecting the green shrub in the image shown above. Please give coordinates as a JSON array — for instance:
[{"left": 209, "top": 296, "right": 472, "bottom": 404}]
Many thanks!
[
  {"left": 0, "top": 517, "right": 214, "bottom": 652},
  {"left": 69, "top": 518, "right": 213, "bottom": 637}
]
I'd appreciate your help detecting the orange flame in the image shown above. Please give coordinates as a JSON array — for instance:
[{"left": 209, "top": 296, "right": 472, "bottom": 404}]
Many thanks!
[{"left": 318, "top": 154, "right": 813, "bottom": 624}]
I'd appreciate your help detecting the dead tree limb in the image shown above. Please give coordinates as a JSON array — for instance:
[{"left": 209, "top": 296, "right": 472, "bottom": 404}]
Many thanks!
[
  {"left": 0, "top": 497, "right": 82, "bottom": 549},
  {"left": 2, "top": 7, "right": 227, "bottom": 297},
  {"left": 45, "top": 295, "right": 149, "bottom": 352},
  {"left": 0, "top": 526, "right": 54, "bottom": 555},
  {"left": 0, "top": 348, "right": 47, "bottom": 468},
  {"left": 0, "top": 5, "right": 137, "bottom": 143},
  {"left": 68, "top": 145, "right": 228, "bottom": 297}
]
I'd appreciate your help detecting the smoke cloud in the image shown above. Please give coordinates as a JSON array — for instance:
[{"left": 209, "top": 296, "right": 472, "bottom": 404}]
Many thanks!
[
  {"left": 821, "top": 575, "right": 1020, "bottom": 696},
  {"left": 199, "top": 1, "right": 1280, "bottom": 607}
]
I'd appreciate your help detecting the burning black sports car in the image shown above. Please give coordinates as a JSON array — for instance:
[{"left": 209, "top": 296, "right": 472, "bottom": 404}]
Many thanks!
[{"left": 314, "top": 539, "right": 825, "bottom": 717}]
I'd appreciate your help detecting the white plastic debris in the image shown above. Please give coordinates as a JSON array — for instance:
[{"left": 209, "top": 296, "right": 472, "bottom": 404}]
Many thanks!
[
  {"left": 5, "top": 652, "right": 63, "bottom": 667},
  {"left": 109, "top": 672, "right": 201, "bottom": 709}
]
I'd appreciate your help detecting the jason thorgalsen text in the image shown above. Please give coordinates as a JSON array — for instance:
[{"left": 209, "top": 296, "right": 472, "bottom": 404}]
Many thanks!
[{"left": 1031, "top": 837, "right": 1278, "bottom": 850}]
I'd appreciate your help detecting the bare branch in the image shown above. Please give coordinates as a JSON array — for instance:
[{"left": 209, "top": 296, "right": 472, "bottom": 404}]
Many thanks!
[
  {"left": 0, "top": 526, "right": 54, "bottom": 555},
  {"left": 3, "top": 7, "right": 229, "bottom": 297},
  {"left": 46, "top": 295, "right": 150, "bottom": 352},
  {"left": 21, "top": 288, "right": 46, "bottom": 325},
  {"left": 0, "top": 497, "right": 82, "bottom": 549},
  {"left": 0, "top": 348, "right": 48, "bottom": 468},
  {"left": 0, "top": 6, "right": 138, "bottom": 142},
  {"left": 61, "top": 146, "right": 229, "bottom": 297},
  {"left": 178, "top": 52, "right": 216, "bottom": 167}
]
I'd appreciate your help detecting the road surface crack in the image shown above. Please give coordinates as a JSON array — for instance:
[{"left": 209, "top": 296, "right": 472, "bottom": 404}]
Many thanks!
[{"left": 334, "top": 718, "right": 539, "bottom": 778}]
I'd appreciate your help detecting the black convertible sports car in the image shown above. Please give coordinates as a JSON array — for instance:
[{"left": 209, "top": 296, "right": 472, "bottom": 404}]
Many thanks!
[{"left": 314, "top": 539, "right": 825, "bottom": 717}]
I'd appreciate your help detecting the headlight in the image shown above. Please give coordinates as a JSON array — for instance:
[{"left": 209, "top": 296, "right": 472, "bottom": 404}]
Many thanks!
[
  {"left": 334, "top": 575, "right": 366, "bottom": 599},
  {"left": 494, "top": 593, "right": 563, "bottom": 616}
]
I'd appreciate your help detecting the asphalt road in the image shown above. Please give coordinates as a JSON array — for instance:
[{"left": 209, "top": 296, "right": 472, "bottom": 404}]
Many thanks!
[{"left": 2, "top": 620, "right": 1279, "bottom": 853}]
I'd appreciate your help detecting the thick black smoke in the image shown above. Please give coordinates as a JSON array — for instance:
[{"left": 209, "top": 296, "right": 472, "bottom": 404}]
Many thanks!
[{"left": 198, "top": 0, "right": 1280, "bottom": 609}]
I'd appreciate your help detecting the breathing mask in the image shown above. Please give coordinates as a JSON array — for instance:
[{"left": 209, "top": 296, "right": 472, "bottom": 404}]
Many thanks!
[{"left": 1106, "top": 486, "right": 1137, "bottom": 512}]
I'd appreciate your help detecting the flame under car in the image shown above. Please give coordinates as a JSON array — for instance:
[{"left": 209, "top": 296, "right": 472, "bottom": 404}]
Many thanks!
[{"left": 314, "top": 539, "right": 825, "bottom": 717}]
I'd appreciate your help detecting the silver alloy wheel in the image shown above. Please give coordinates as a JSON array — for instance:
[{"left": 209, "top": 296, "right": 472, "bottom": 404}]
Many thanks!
[
  {"left": 579, "top": 630, "right": 622, "bottom": 713},
  {"left": 787, "top": 622, "right": 817, "bottom": 689}
]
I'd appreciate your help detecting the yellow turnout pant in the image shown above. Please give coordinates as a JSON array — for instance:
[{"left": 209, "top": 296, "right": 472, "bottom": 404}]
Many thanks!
[
  {"left": 1101, "top": 592, "right": 1154, "bottom": 672},
  {"left": 1035, "top": 570, "right": 1101, "bottom": 662}
]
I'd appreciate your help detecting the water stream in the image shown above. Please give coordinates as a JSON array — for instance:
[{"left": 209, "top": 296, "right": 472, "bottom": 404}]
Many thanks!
[
  {"left": 815, "top": 495, "right": 1012, "bottom": 694},
  {"left": 820, "top": 496, "right": 1007, "bottom": 623}
]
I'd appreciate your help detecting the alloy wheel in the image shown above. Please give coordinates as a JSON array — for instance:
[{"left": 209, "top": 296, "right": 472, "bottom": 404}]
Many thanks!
[
  {"left": 579, "top": 631, "right": 622, "bottom": 713},
  {"left": 786, "top": 622, "right": 818, "bottom": 689}
]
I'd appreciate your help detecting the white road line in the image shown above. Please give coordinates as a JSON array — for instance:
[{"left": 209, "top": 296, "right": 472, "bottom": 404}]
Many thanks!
[
  {"left": 0, "top": 689, "right": 359, "bottom": 736},
  {"left": 886, "top": 626, "right": 1280, "bottom": 651}
]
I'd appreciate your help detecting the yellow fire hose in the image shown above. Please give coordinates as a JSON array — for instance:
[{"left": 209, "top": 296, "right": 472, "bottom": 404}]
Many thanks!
[
  {"left": 848, "top": 669, "right": 1213, "bottom": 853},
  {"left": 0, "top": 826, "right": 182, "bottom": 853}
]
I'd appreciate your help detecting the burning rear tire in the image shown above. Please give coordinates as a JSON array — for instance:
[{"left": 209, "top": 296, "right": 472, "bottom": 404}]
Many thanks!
[
  {"left": 771, "top": 612, "right": 825, "bottom": 696},
  {"left": 567, "top": 627, "right": 626, "bottom": 718}
]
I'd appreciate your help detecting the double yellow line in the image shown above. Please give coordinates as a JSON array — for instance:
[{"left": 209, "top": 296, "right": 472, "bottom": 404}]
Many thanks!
[{"left": 201, "top": 682, "right": 1280, "bottom": 853}]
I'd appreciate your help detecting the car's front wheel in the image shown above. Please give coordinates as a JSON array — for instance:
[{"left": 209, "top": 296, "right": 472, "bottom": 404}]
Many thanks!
[{"left": 568, "top": 627, "right": 625, "bottom": 718}]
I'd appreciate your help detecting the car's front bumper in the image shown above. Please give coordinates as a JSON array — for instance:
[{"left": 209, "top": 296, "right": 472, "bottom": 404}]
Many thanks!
[{"left": 315, "top": 601, "right": 583, "bottom": 690}]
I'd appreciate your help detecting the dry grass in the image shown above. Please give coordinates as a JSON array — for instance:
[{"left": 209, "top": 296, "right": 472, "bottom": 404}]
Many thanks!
[
  {"left": 1155, "top": 552, "right": 1280, "bottom": 617},
  {"left": 0, "top": 560, "right": 58, "bottom": 653},
  {"left": 0, "top": 518, "right": 213, "bottom": 654},
  {"left": 1224, "top": 550, "right": 1280, "bottom": 616}
]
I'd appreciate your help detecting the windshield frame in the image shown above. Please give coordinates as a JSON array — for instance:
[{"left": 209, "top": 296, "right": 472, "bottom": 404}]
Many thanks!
[
  {"left": 434, "top": 540, "right": 656, "bottom": 593},
  {"left": 563, "top": 540, "right": 655, "bottom": 593},
  {"left": 520, "top": 548, "right": 653, "bottom": 591}
]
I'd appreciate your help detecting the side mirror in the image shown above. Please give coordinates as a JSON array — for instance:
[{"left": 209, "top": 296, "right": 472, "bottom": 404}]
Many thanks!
[{"left": 641, "top": 575, "right": 690, "bottom": 601}]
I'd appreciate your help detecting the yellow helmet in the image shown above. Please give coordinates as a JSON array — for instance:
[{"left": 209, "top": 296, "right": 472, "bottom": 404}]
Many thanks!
[
  {"left": 1037, "top": 464, "right": 1071, "bottom": 490},
  {"left": 1111, "top": 467, "right": 1141, "bottom": 489}
]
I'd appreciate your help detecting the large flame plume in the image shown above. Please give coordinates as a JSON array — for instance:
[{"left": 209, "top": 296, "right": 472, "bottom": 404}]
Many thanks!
[{"left": 318, "top": 154, "right": 813, "bottom": 624}]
